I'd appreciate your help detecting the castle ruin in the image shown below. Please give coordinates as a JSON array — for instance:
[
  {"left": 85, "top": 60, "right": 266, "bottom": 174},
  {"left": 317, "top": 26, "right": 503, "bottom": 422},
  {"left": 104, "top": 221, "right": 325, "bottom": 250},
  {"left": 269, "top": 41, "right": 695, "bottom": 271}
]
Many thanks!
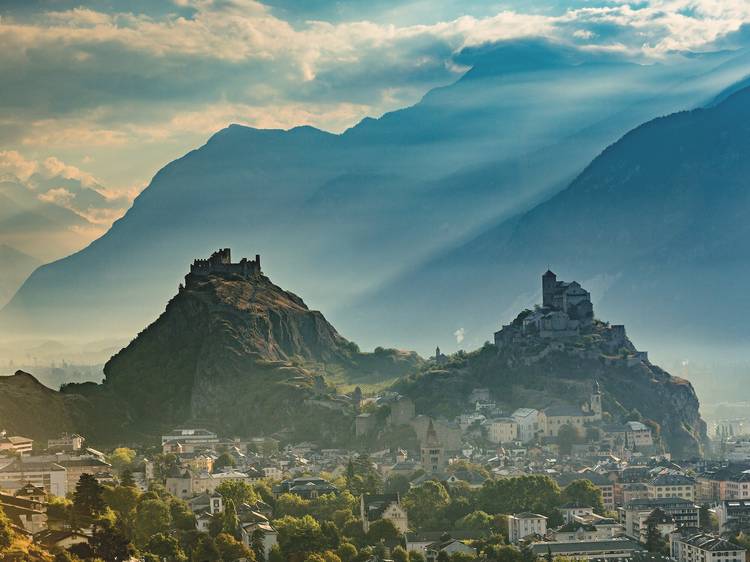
[{"left": 185, "top": 249, "right": 261, "bottom": 284}]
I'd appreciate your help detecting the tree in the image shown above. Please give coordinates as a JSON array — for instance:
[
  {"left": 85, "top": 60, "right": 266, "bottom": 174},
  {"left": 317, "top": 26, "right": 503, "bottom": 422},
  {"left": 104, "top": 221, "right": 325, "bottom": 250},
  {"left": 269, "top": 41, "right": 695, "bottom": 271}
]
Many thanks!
[
  {"left": 403, "top": 481, "right": 451, "bottom": 529},
  {"left": 456, "top": 511, "right": 494, "bottom": 533},
  {"left": 214, "top": 453, "right": 237, "bottom": 472},
  {"left": 146, "top": 533, "right": 187, "bottom": 562},
  {"left": 409, "top": 552, "right": 427, "bottom": 562},
  {"left": 109, "top": 448, "right": 137, "bottom": 473},
  {"left": 120, "top": 469, "right": 136, "bottom": 488},
  {"left": 367, "top": 518, "right": 400, "bottom": 543},
  {"left": 644, "top": 517, "right": 668, "bottom": 554},
  {"left": 478, "top": 475, "right": 561, "bottom": 516},
  {"left": 192, "top": 534, "right": 221, "bottom": 562},
  {"left": 392, "top": 545, "right": 409, "bottom": 562},
  {"left": 251, "top": 528, "right": 266, "bottom": 560},
  {"left": 345, "top": 454, "right": 383, "bottom": 495},
  {"left": 385, "top": 474, "right": 412, "bottom": 496},
  {"left": 222, "top": 499, "right": 241, "bottom": 539},
  {"left": 0, "top": 505, "right": 13, "bottom": 550},
  {"left": 134, "top": 498, "right": 171, "bottom": 547},
  {"left": 557, "top": 425, "right": 583, "bottom": 456},
  {"left": 72, "top": 473, "right": 106, "bottom": 525},
  {"left": 216, "top": 480, "right": 260, "bottom": 507},
  {"left": 102, "top": 484, "right": 140, "bottom": 537},
  {"left": 170, "top": 498, "right": 197, "bottom": 531},
  {"left": 90, "top": 520, "right": 134, "bottom": 562},
  {"left": 268, "top": 544, "right": 284, "bottom": 562},
  {"left": 561, "top": 480, "right": 604, "bottom": 513},
  {"left": 274, "top": 515, "right": 324, "bottom": 558},
  {"left": 337, "top": 542, "right": 358, "bottom": 562},
  {"left": 216, "top": 532, "right": 255, "bottom": 562}
]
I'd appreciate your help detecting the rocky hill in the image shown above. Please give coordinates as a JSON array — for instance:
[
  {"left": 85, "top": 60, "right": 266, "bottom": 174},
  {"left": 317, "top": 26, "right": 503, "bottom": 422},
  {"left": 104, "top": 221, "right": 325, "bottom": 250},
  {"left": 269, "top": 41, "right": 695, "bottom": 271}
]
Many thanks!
[
  {"left": 26, "top": 250, "right": 419, "bottom": 445},
  {"left": 393, "top": 309, "right": 706, "bottom": 458}
]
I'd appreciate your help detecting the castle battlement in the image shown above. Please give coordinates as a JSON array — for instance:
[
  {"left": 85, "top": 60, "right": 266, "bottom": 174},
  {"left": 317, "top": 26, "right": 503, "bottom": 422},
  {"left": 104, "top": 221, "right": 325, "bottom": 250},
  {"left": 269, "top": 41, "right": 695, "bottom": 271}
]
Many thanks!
[{"left": 186, "top": 248, "right": 261, "bottom": 282}]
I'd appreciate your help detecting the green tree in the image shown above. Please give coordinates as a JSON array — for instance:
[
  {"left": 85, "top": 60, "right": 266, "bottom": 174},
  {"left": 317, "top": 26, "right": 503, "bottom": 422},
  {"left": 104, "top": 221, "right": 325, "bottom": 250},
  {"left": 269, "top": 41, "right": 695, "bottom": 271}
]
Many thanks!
[
  {"left": 90, "top": 520, "right": 134, "bottom": 562},
  {"left": 345, "top": 454, "right": 383, "bottom": 495},
  {"left": 557, "top": 425, "right": 583, "bottom": 456},
  {"left": 392, "top": 545, "right": 410, "bottom": 562},
  {"left": 170, "top": 497, "right": 197, "bottom": 531},
  {"left": 109, "top": 448, "right": 137, "bottom": 473},
  {"left": 0, "top": 505, "right": 13, "bottom": 550},
  {"left": 409, "top": 552, "right": 427, "bottom": 562},
  {"left": 72, "top": 473, "right": 106, "bottom": 526},
  {"left": 367, "top": 518, "right": 400, "bottom": 543},
  {"left": 102, "top": 484, "right": 140, "bottom": 537},
  {"left": 222, "top": 499, "right": 241, "bottom": 539},
  {"left": 385, "top": 474, "right": 412, "bottom": 496},
  {"left": 337, "top": 542, "right": 358, "bottom": 562},
  {"left": 214, "top": 453, "right": 237, "bottom": 472},
  {"left": 216, "top": 532, "right": 255, "bottom": 562},
  {"left": 456, "top": 511, "right": 494, "bottom": 533},
  {"left": 192, "top": 534, "right": 221, "bottom": 562},
  {"left": 120, "top": 469, "right": 136, "bottom": 488},
  {"left": 251, "top": 528, "right": 266, "bottom": 561},
  {"left": 268, "top": 544, "right": 284, "bottom": 562},
  {"left": 478, "top": 475, "right": 561, "bottom": 516},
  {"left": 274, "top": 515, "right": 324, "bottom": 558},
  {"left": 216, "top": 480, "right": 260, "bottom": 507},
  {"left": 146, "top": 533, "right": 187, "bottom": 562},
  {"left": 644, "top": 516, "right": 668, "bottom": 554},
  {"left": 403, "top": 481, "right": 451, "bottom": 529},
  {"left": 134, "top": 498, "right": 171, "bottom": 547},
  {"left": 561, "top": 480, "right": 604, "bottom": 513}
]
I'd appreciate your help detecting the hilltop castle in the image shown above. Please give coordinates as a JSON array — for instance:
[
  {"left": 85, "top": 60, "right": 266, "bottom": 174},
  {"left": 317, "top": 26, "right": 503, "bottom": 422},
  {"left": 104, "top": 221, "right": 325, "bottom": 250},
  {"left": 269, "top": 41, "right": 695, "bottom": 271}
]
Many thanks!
[
  {"left": 494, "top": 270, "right": 594, "bottom": 347},
  {"left": 185, "top": 249, "right": 261, "bottom": 285}
]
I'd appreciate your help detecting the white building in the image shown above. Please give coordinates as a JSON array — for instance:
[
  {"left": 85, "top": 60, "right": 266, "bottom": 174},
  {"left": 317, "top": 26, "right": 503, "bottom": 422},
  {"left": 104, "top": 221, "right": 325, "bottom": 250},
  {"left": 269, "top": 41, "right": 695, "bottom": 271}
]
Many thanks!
[
  {"left": 0, "top": 431, "right": 33, "bottom": 456},
  {"left": 671, "top": 533, "right": 746, "bottom": 562},
  {"left": 647, "top": 474, "right": 696, "bottom": 501},
  {"left": 512, "top": 409, "right": 545, "bottom": 443},
  {"left": 0, "top": 458, "right": 67, "bottom": 497},
  {"left": 360, "top": 494, "right": 408, "bottom": 533},
  {"left": 509, "top": 512, "right": 547, "bottom": 543}
]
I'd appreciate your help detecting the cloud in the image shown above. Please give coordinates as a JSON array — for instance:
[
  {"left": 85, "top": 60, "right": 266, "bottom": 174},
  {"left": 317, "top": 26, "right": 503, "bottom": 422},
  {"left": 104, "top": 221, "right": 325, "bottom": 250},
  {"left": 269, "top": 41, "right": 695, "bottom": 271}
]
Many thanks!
[
  {"left": 454, "top": 327, "right": 465, "bottom": 344},
  {"left": 0, "top": 150, "right": 38, "bottom": 182}
]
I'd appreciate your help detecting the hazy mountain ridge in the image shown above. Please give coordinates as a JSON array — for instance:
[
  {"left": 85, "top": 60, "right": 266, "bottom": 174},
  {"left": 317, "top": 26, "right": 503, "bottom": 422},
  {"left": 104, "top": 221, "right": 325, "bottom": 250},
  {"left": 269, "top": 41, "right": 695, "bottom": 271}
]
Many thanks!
[
  {"left": 353, "top": 84, "right": 750, "bottom": 388},
  {"left": 3, "top": 41, "right": 750, "bottom": 352}
]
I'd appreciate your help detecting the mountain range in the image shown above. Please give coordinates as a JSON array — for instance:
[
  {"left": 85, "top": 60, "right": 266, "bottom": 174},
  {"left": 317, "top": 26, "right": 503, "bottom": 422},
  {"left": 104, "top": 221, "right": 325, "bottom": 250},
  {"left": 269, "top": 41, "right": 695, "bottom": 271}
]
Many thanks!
[{"left": 3, "top": 41, "right": 750, "bottom": 361}]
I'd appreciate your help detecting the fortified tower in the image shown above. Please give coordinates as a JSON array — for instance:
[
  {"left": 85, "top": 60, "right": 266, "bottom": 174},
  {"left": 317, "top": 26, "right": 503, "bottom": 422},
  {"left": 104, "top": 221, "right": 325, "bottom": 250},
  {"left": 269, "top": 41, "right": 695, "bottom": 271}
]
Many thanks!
[
  {"left": 420, "top": 419, "right": 447, "bottom": 475},
  {"left": 185, "top": 248, "right": 262, "bottom": 285}
]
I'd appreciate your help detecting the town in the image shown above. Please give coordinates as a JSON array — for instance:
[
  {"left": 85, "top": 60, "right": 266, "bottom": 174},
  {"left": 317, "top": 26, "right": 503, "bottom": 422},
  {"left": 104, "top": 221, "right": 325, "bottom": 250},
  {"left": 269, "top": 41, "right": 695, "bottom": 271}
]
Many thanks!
[{"left": 0, "top": 274, "right": 746, "bottom": 562}]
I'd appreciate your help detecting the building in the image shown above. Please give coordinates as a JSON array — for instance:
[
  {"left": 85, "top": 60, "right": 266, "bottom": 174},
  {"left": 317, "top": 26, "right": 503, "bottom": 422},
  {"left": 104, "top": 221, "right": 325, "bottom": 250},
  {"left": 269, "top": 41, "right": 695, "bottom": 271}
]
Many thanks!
[
  {"left": 696, "top": 467, "right": 750, "bottom": 502},
  {"left": 0, "top": 458, "right": 67, "bottom": 497},
  {"left": 360, "top": 494, "right": 408, "bottom": 533},
  {"left": 621, "top": 498, "right": 700, "bottom": 539},
  {"left": 355, "top": 413, "right": 376, "bottom": 437},
  {"left": 420, "top": 420, "right": 447, "bottom": 475},
  {"left": 647, "top": 474, "right": 695, "bottom": 501},
  {"left": 425, "top": 538, "right": 476, "bottom": 562},
  {"left": 670, "top": 533, "right": 745, "bottom": 562},
  {"left": 560, "top": 503, "right": 594, "bottom": 523},
  {"left": 388, "top": 397, "right": 416, "bottom": 426},
  {"left": 187, "top": 249, "right": 261, "bottom": 283},
  {"left": 274, "top": 477, "right": 338, "bottom": 499},
  {"left": 624, "top": 422, "right": 654, "bottom": 448},
  {"left": 715, "top": 499, "right": 750, "bottom": 533},
  {"left": 508, "top": 513, "right": 547, "bottom": 543},
  {"left": 530, "top": 538, "right": 643, "bottom": 560},
  {"left": 639, "top": 509, "right": 677, "bottom": 543},
  {"left": 0, "top": 492, "right": 47, "bottom": 534},
  {"left": 512, "top": 409, "right": 545, "bottom": 443},
  {"left": 0, "top": 431, "right": 33, "bottom": 456},
  {"left": 239, "top": 510, "right": 278, "bottom": 561},
  {"left": 46, "top": 434, "right": 84, "bottom": 452},
  {"left": 161, "top": 428, "right": 219, "bottom": 450},
  {"left": 487, "top": 418, "right": 518, "bottom": 444}
]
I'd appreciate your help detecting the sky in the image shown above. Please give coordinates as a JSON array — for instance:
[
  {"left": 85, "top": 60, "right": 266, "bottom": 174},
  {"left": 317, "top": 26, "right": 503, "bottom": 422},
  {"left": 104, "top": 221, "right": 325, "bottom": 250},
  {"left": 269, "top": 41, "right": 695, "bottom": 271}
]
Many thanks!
[{"left": 1, "top": 0, "right": 750, "bottom": 261}]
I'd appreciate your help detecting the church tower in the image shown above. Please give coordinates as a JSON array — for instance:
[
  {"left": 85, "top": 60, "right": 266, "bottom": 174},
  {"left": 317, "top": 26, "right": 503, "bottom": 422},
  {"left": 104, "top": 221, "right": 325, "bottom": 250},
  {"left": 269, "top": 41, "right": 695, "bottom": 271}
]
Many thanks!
[
  {"left": 542, "top": 270, "right": 557, "bottom": 308},
  {"left": 590, "top": 379, "right": 602, "bottom": 419},
  {"left": 421, "top": 419, "right": 447, "bottom": 475}
]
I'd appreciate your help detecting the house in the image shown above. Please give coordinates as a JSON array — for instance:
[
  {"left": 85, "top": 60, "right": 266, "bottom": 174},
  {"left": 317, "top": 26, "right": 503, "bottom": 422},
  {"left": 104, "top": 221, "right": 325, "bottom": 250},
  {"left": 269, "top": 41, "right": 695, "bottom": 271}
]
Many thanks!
[
  {"left": 34, "top": 530, "right": 90, "bottom": 551},
  {"left": 46, "top": 434, "right": 85, "bottom": 452},
  {"left": 0, "top": 458, "right": 67, "bottom": 497},
  {"left": 508, "top": 513, "right": 547, "bottom": 543},
  {"left": 559, "top": 503, "right": 594, "bottom": 523},
  {"left": 544, "top": 404, "right": 596, "bottom": 437},
  {"left": 624, "top": 422, "right": 654, "bottom": 448},
  {"left": 0, "top": 492, "right": 47, "bottom": 534},
  {"left": 715, "top": 499, "right": 750, "bottom": 533},
  {"left": 620, "top": 498, "right": 699, "bottom": 539},
  {"left": 187, "top": 492, "right": 224, "bottom": 531},
  {"left": 240, "top": 510, "right": 278, "bottom": 561},
  {"left": 274, "top": 477, "right": 338, "bottom": 499},
  {"left": 425, "top": 538, "right": 476, "bottom": 562},
  {"left": 444, "top": 470, "right": 487, "bottom": 490},
  {"left": 360, "top": 494, "right": 408, "bottom": 533},
  {"left": 646, "top": 474, "right": 695, "bottom": 501},
  {"left": 670, "top": 532, "right": 746, "bottom": 562},
  {"left": 530, "top": 537, "right": 643, "bottom": 560},
  {"left": 0, "top": 431, "right": 33, "bottom": 456},
  {"left": 161, "top": 428, "right": 219, "bottom": 446}
]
